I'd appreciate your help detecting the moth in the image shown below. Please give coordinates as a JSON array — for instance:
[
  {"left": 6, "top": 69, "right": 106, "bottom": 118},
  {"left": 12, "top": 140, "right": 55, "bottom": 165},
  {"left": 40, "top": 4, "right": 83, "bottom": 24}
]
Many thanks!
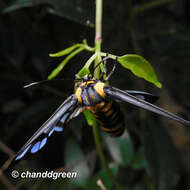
[{"left": 13, "top": 57, "right": 190, "bottom": 162}]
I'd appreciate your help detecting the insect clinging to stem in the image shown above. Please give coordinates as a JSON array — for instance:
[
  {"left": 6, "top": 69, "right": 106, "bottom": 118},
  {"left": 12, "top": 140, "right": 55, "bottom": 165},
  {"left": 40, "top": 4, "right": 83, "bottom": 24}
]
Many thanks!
[{"left": 13, "top": 56, "right": 190, "bottom": 162}]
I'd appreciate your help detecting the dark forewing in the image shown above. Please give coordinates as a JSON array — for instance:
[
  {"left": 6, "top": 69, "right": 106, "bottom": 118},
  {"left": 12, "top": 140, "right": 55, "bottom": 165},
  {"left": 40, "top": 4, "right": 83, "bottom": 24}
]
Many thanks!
[
  {"left": 14, "top": 94, "right": 78, "bottom": 161},
  {"left": 105, "top": 86, "right": 190, "bottom": 126},
  {"left": 126, "top": 90, "right": 159, "bottom": 103}
]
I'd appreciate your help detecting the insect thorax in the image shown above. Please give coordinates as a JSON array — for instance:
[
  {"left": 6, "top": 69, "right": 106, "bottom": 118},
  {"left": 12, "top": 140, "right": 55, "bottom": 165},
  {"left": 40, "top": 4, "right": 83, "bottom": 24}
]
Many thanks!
[{"left": 75, "top": 80, "right": 106, "bottom": 106}]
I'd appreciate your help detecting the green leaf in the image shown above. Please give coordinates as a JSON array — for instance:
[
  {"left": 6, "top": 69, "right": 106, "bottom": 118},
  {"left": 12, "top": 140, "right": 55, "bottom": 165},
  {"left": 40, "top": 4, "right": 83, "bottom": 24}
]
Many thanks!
[
  {"left": 143, "top": 119, "right": 181, "bottom": 190},
  {"left": 104, "top": 132, "right": 134, "bottom": 166},
  {"left": 118, "top": 54, "right": 162, "bottom": 88},
  {"left": 48, "top": 47, "right": 84, "bottom": 79},
  {"left": 83, "top": 110, "right": 96, "bottom": 127},
  {"left": 65, "top": 139, "right": 90, "bottom": 188},
  {"left": 3, "top": 0, "right": 94, "bottom": 26},
  {"left": 78, "top": 67, "right": 90, "bottom": 78},
  {"left": 86, "top": 163, "right": 118, "bottom": 190},
  {"left": 2, "top": 0, "right": 45, "bottom": 13},
  {"left": 77, "top": 53, "right": 97, "bottom": 78},
  {"left": 46, "top": 0, "right": 94, "bottom": 26},
  {"left": 49, "top": 45, "right": 80, "bottom": 57}
]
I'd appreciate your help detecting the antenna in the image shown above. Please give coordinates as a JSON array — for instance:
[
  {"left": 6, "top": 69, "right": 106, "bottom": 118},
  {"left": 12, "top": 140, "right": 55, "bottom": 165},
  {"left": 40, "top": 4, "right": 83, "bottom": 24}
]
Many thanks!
[{"left": 23, "top": 78, "right": 76, "bottom": 89}]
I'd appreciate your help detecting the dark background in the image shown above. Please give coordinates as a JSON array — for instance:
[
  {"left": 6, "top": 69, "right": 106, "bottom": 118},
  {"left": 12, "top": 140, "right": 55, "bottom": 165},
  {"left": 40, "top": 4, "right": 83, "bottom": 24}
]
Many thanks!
[{"left": 0, "top": 0, "right": 190, "bottom": 189}]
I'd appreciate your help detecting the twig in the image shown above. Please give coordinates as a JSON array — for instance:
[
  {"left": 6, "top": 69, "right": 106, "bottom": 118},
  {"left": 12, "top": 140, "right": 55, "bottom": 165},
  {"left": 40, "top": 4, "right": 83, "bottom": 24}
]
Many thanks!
[
  {"left": 0, "top": 141, "right": 15, "bottom": 157},
  {"left": 97, "top": 179, "right": 107, "bottom": 190}
]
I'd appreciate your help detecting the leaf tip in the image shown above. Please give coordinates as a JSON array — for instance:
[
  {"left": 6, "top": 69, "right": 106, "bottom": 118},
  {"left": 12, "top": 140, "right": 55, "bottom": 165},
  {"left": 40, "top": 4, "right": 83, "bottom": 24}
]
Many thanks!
[
  {"left": 49, "top": 53, "right": 56, "bottom": 57},
  {"left": 48, "top": 74, "right": 54, "bottom": 80},
  {"left": 156, "top": 82, "right": 162, "bottom": 88}
]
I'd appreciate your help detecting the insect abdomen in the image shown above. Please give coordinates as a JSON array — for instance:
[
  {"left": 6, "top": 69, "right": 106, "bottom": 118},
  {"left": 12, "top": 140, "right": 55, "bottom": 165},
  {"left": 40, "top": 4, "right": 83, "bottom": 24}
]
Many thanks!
[
  {"left": 75, "top": 81, "right": 125, "bottom": 137},
  {"left": 87, "top": 100, "right": 125, "bottom": 137}
]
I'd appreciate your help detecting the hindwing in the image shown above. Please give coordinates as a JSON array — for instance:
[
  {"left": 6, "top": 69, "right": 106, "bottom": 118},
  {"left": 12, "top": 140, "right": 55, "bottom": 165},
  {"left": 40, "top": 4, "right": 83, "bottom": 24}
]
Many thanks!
[{"left": 14, "top": 94, "right": 78, "bottom": 161}]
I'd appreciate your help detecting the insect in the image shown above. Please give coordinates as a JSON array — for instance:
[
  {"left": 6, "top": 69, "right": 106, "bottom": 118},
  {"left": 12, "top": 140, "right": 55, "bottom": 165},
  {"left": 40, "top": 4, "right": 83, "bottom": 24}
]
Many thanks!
[{"left": 13, "top": 57, "right": 190, "bottom": 162}]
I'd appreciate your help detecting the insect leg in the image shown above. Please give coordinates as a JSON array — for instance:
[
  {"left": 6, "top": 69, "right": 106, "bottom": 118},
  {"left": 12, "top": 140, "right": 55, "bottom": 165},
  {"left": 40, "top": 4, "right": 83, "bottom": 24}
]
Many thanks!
[{"left": 105, "top": 57, "right": 117, "bottom": 81}]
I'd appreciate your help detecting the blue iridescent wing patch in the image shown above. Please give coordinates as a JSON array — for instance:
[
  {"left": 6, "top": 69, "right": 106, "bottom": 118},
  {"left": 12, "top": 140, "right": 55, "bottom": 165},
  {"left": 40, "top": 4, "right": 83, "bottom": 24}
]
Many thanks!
[{"left": 14, "top": 94, "right": 78, "bottom": 161}]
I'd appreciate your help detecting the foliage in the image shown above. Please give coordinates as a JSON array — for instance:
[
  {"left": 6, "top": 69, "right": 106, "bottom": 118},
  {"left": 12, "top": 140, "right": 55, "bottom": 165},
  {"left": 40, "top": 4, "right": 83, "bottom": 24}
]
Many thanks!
[{"left": 48, "top": 42, "right": 162, "bottom": 87}]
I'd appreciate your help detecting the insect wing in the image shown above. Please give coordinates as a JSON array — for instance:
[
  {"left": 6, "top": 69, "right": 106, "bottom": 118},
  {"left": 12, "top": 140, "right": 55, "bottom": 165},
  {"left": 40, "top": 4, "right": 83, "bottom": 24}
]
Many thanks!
[
  {"left": 126, "top": 90, "right": 159, "bottom": 103},
  {"left": 104, "top": 86, "right": 190, "bottom": 126},
  {"left": 14, "top": 94, "right": 78, "bottom": 161}
]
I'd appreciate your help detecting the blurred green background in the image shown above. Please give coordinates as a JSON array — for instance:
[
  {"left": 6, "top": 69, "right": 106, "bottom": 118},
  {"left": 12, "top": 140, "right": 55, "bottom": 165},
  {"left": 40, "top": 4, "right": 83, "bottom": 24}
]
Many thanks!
[{"left": 0, "top": 0, "right": 190, "bottom": 189}]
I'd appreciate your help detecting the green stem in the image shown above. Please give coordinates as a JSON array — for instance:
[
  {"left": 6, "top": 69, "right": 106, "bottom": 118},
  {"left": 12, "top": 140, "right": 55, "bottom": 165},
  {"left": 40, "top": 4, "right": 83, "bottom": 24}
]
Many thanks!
[
  {"left": 82, "top": 39, "right": 95, "bottom": 52},
  {"left": 83, "top": 44, "right": 95, "bottom": 52},
  {"left": 93, "top": 0, "right": 125, "bottom": 190},
  {"left": 77, "top": 52, "right": 98, "bottom": 77},
  {"left": 92, "top": 121, "right": 125, "bottom": 190},
  {"left": 48, "top": 47, "right": 84, "bottom": 79},
  {"left": 100, "top": 52, "right": 117, "bottom": 60},
  {"left": 95, "top": 0, "right": 102, "bottom": 46},
  {"left": 94, "top": 0, "right": 102, "bottom": 78}
]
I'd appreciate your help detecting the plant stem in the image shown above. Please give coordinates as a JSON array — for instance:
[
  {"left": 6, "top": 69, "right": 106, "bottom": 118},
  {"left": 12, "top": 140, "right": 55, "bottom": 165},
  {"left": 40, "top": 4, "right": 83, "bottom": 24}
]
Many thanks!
[
  {"left": 93, "top": 0, "right": 125, "bottom": 190},
  {"left": 95, "top": 0, "right": 102, "bottom": 46},
  {"left": 94, "top": 0, "right": 102, "bottom": 78},
  {"left": 48, "top": 47, "right": 84, "bottom": 79},
  {"left": 92, "top": 122, "right": 125, "bottom": 190},
  {"left": 100, "top": 52, "right": 117, "bottom": 60}
]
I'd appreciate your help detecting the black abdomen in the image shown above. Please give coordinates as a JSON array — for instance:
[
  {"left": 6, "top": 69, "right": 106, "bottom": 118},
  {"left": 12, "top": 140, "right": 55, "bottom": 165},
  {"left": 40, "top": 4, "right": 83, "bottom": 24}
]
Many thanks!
[
  {"left": 87, "top": 100, "right": 125, "bottom": 137},
  {"left": 77, "top": 81, "right": 125, "bottom": 137}
]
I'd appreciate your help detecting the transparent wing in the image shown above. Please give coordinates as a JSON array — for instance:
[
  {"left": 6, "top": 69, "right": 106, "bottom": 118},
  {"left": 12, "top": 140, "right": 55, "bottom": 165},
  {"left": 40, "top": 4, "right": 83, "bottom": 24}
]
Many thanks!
[
  {"left": 105, "top": 86, "right": 190, "bottom": 126},
  {"left": 14, "top": 94, "right": 78, "bottom": 161}
]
